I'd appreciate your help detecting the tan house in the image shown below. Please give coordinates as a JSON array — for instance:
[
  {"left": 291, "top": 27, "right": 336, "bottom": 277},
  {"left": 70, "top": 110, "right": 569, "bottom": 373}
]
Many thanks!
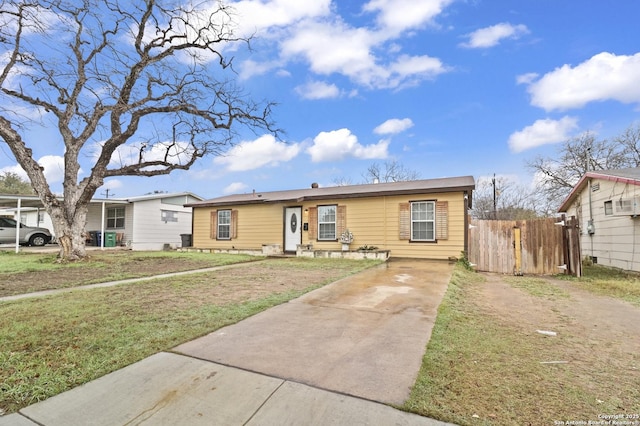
[
  {"left": 558, "top": 167, "right": 640, "bottom": 272},
  {"left": 186, "top": 176, "right": 475, "bottom": 260}
]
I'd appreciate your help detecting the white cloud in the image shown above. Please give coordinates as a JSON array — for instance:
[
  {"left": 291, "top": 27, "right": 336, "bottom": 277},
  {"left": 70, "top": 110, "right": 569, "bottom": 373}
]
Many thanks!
[
  {"left": 389, "top": 54, "right": 447, "bottom": 85},
  {"left": 363, "top": 0, "right": 453, "bottom": 35},
  {"left": 0, "top": 155, "right": 68, "bottom": 185},
  {"left": 508, "top": 116, "right": 579, "bottom": 153},
  {"left": 374, "top": 118, "right": 414, "bottom": 135},
  {"left": 295, "top": 81, "right": 341, "bottom": 99},
  {"left": 214, "top": 135, "right": 300, "bottom": 171},
  {"left": 281, "top": 20, "right": 448, "bottom": 89},
  {"left": 231, "top": 0, "right": 331, "bottom": 37},
  {"left": 239, "top": 59, "right": 280, "bottom": 80},
  {"left": 38, "top": 155, "right": 74, "bottom": 184},
  {"left": 282, "top": 21, "right": 377, "bottom": 79},
  {"left": 232, "top": 0, "right": 452, "bottom": 91},
  {"left": 223, "top": 182, "right": 249, "bottom": 194},
  {"left": 460, "top": 23, "right": 529, "bottom": 48},
  {"left": 524, "top": 52, "right": 640, "bottom": 111},
  {"left": 516, "top": 72, "right": 538, "bottom": 85},
  {"left": 306, "top": 128, "right": 389, "bottom": 162}
]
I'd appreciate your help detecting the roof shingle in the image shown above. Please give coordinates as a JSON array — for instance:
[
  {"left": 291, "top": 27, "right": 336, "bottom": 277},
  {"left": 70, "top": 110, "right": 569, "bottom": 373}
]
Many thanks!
[{"left": 187, "top": 176, "right": 475, "bottom": 208}]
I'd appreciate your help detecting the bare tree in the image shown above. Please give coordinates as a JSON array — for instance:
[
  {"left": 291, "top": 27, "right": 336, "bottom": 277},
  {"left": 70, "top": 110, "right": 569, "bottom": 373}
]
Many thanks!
[
  {"left": 332, "top": 176, "right": 354, "bottom": 186},
  {"left": 616, "top": 123, "right": 640, "bottom": 165},
  {"left": 0, "top": 0, "right": 277, "bottom": 260},
  {"left": 526, "top": 129, "right": 639, "bottom": 209},
  {"left": 363, "top": 160, "right": 420, "bottom": 183},
  {"left": 471, "top": 175, "right": 543, "bottom": 220}
]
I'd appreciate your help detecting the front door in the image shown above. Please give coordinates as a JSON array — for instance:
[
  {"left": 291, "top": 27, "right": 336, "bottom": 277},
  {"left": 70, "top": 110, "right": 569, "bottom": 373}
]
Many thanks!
[{"left": 284, "top": 207, "right": 302, "bottom": 252}]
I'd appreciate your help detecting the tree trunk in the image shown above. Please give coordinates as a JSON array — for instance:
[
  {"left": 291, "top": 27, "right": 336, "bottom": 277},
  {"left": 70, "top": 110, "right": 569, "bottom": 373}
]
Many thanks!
[{"left": 48, "top": 204, "right": 88, "bottom": 261}]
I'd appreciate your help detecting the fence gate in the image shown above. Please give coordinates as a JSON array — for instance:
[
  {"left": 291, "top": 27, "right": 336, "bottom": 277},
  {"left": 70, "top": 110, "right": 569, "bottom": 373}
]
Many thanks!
[{"left": 468, "top": 216, "right": 581, "bottom": 276}]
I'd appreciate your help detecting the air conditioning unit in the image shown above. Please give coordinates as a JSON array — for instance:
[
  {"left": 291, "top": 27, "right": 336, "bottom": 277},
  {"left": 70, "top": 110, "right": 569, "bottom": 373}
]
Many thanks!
[{"left": 612, "top": 197, "right": 640, "bottom": 216}]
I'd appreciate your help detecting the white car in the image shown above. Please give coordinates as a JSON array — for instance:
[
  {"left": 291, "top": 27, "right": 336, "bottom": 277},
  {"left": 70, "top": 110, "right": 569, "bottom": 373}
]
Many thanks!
[{"left": 0, "top": 217, "right": 53, "bottom": 246}]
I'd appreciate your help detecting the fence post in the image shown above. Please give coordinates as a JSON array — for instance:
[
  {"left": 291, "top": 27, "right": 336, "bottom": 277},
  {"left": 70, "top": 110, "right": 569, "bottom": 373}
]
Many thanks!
[{"left": 569, "top": 216, "right": 582, "bottom": 277}]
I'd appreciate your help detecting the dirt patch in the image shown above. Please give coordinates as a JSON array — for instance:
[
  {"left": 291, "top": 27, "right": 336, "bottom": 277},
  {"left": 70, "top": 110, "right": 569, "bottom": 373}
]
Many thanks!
[
  {"left": 127, "top": 262, "right": 360, "bottom": 311},
  {"left": 478, "top": 273, "right": 640, "bottom": 417}
]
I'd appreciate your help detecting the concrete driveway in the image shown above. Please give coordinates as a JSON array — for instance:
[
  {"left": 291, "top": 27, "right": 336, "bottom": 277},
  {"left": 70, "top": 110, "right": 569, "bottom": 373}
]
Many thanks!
[{"left": 175, "top": 258, "right": 454, "bottom": 405}]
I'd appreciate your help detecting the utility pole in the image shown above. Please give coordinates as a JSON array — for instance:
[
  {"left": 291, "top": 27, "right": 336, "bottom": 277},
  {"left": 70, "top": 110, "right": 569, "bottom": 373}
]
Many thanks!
[
  {"left": 492, "top": 173, "right": 497, "bottom": 220},
  {"left": 102, "top": 188, "right": 114, "bottom": 198}
]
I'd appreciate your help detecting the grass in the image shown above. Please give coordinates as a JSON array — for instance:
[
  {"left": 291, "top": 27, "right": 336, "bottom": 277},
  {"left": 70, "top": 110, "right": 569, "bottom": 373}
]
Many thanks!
[
  {"left": 404, "top": 263, "right": 640, "bottom": 425},
  {"left": 557, "top": 264, "right": 640, "bottom": 306},
  {"left": 0, "top": 250, "right": 252, "bottom": 274},
  {"left": 0, "top": 257, "right": 379, "bottom": 414},
  {"left": 0, "top": 251, "right": 258, "bottom": 297},
  {"left": 502, "top": 275, "right": 571, "bottom": 299},
  {"left": 0, "top": 251, "right": 69, "bottom": 273}
]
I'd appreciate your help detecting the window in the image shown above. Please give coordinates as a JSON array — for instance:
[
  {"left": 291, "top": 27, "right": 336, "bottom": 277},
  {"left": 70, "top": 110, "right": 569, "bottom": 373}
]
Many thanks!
[
  {"left": 0, "top": 217, "right": 15, "bottom": 227},
  {"left": 107, "top": 207, "right": 125, "bottom": 228},
  {"left": 161, "top": 210, "right": 178, "bottom": 222},
  {"left": 604, "top": 200, "right": 613, "bottom": 216},
  {"left": 411, "top": 201, "right": 435, "bottom": 241},
  {"left": 318, "top": 205, "right": 337, "bottom": 240},
  {"left": 217, "top": 210, "right": 231, "bottom": 240}
]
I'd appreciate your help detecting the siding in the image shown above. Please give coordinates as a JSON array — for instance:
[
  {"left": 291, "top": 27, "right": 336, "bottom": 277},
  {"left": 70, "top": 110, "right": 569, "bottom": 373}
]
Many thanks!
[
  {"left": 193, "top": 203, "right": 284, "bottom": 250},
  {"left": 16, "top": 210, "right": 54, "bottom": 234},
  {"left": 130, "top": 199, "right": 194, "bottom": 250},
  {"left": 566, "top": 178, "right": 640, "bottom": 272},
  {"left": 192, "top": 191, "right": 467, "bottom": 259}
]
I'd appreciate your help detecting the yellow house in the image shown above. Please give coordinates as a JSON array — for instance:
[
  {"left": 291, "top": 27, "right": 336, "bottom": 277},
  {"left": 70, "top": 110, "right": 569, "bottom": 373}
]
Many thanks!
[{"left": 186, "top": 176, "right": 475, "bottom": 259}]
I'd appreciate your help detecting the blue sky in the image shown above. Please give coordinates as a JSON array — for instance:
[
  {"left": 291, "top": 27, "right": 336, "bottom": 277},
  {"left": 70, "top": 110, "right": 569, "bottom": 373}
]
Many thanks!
[{"left": 2, "top": 0, "right": 640, "bottom": 200}]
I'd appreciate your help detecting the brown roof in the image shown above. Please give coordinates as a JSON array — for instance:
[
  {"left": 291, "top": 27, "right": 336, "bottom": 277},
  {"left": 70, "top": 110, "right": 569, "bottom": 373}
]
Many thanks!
[
  {"left": 186, "top": 176, "right": 475, "bottom": 208},
  {"left": 558, "top": 167, "right": 640, "bottom": 212}
]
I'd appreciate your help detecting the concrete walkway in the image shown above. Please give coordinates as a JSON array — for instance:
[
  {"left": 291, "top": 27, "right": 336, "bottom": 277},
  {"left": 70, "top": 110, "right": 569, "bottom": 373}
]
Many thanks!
[{"left": 1, "top": 259, "right": 456, "bottom": 425}]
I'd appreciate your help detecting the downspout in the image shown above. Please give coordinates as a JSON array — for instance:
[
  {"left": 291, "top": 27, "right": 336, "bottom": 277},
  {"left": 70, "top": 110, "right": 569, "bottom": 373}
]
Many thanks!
[
  {"left": 463, "top": 191, "right": 469, "bottom": 257},
  {"left": 587, "top": 178, "right": 594, "bottom": 258}
]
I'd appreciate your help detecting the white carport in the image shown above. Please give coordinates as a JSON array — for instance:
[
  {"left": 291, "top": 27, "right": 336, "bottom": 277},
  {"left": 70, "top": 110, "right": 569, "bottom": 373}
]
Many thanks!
[{"left": 0, "top": 194, "right": 128, "bottom": 253}]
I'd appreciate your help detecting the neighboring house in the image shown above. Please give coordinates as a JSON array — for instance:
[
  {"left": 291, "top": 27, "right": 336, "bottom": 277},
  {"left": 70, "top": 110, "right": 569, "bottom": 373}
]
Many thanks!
[
  {"left": 2, "top": 192, "right": 202, "bottom": 250},
  {"left": 186, "top": 176, "right": 475, "bottom": 260},
  {"left": 558, "top": 167, "right": 640, "bottom": 272},
  {"left": 85, "top": 192, "right": 203, "bottom": 250},
  {"left": 12, "top": 207, "right": 54, "bottom": 231}
]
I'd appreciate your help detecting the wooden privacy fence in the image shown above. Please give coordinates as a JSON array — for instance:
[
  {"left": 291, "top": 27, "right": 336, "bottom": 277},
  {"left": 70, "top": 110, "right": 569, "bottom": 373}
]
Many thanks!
[{"left": 468, "top": 216, "right": 581, "bottom": 276}]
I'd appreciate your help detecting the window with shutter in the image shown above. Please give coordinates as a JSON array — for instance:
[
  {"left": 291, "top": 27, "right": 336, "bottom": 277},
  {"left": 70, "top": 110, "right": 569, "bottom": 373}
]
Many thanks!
[
  {"left": 411, "top": 201, "right": 435, "bottom": 241},
  {"left": 217, "top": 210, "right": 231, "bottom": 239},
  {"left": 399, "top": 203, "right": 410, "bottom": 240},
  {"left": 401, "top": 201, "right": 445, "bottom": 242},
  {"left": 308, "top": 207, "right": 317, "bottom": 239},
  {"left": 318, "top": 205, "right": 337, "bottom": 240},
  {"left": 436, "top": 201, "right": 448, "bottom": 240},
  {"left": 231, "top": 210, "right": 238, "bottom": 239},
  {"left": 337, "top": 205, "right": 346, "bottom": 236},
  {"left": 211, "top": 209, "right": 238, "bottom": 240},
  {"left": 210, "top": 210, "right": 217, "bottom": 239}
]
